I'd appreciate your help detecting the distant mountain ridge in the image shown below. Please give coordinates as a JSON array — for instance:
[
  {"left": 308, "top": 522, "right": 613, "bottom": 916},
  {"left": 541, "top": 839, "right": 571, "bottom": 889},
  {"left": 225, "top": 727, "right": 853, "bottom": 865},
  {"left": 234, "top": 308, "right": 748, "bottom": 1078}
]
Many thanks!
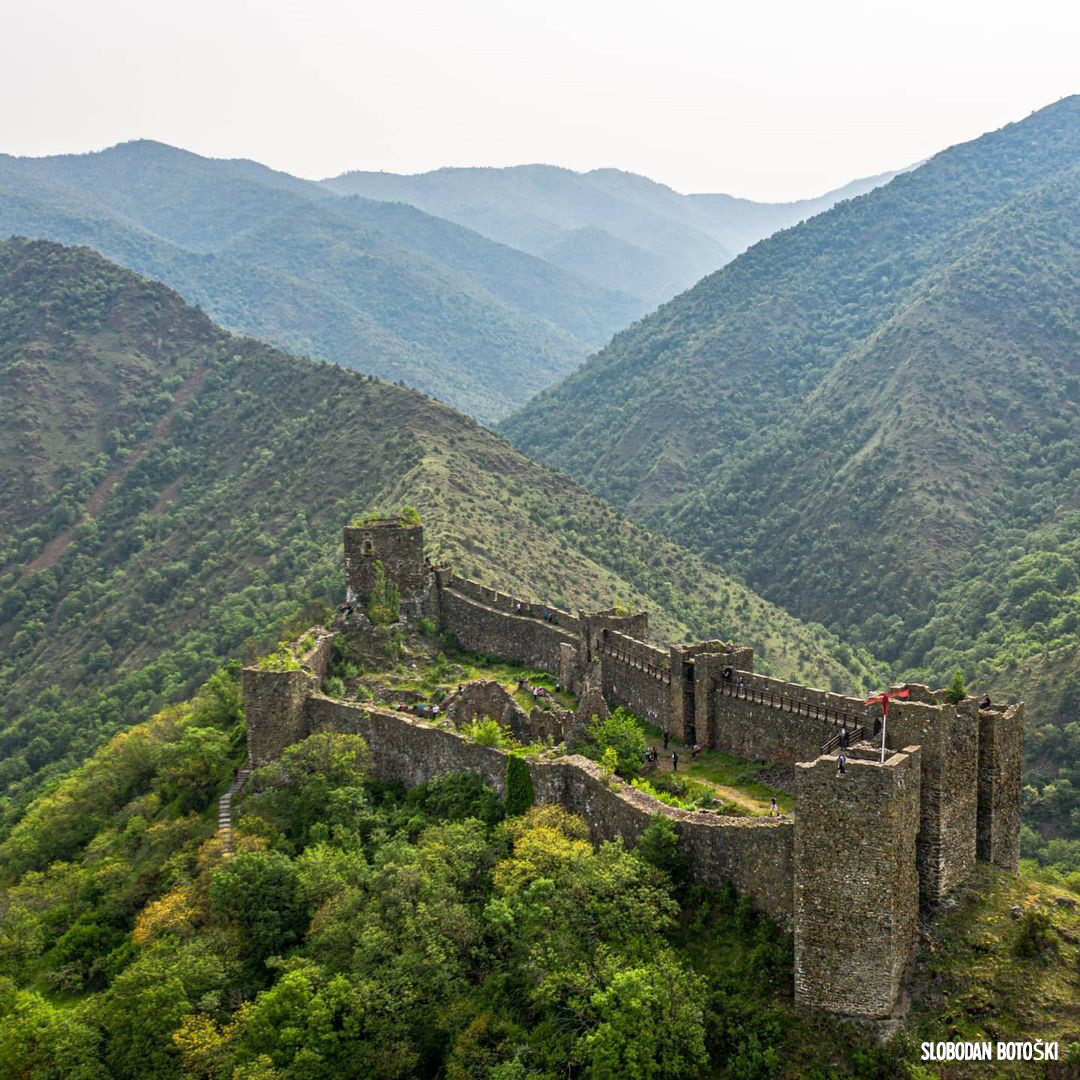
[
  {"left": 0, "top": 140, "right": 643, "bottom": 422},
  {"left": 321, "top": 162, "right": 901, "bottom": 306}
]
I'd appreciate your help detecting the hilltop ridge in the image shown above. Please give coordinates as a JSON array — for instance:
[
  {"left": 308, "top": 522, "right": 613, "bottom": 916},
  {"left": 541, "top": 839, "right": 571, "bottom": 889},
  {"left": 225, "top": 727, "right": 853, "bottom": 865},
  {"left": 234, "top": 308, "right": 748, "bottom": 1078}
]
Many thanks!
[{"left": 0, "top": 237, "right": 879, "bottom": 830}]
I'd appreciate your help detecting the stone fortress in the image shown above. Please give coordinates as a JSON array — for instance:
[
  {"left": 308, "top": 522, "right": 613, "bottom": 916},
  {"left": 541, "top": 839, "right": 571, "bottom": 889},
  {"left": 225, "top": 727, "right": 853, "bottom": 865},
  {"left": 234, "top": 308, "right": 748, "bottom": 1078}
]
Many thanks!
[{"left": 244, "top": 520, "right": 1024, "bottom": 1020}]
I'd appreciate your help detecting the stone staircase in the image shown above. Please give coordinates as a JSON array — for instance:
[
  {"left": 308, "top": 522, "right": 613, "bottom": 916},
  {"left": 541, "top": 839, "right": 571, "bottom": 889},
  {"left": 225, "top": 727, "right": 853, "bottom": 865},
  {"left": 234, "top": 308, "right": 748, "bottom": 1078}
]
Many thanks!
[{"left": 218, "top": 764, "right": 252, "bottom": 857}]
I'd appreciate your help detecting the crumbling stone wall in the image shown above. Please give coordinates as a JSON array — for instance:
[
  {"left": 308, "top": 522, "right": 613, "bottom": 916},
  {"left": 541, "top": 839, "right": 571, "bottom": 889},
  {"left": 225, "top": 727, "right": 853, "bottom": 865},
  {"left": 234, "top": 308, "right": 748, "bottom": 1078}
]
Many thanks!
[
  {"left": 303, "top": 695, "right": 794, "bottom": 923},
  {"left": 794, "top": 747, "right": 921, "bottom": 1018},
  {"left": 977, "top": 702, "right": 1024, "bottom": 871},
  {"left": 438, "top": 581, "right": 578, "bottom": 674},
  {"left": 244, "top": 629, "right": 333, "bottom": 767},
  {"left": 443, "top": 681, "right": 566, "bottom": 744}
]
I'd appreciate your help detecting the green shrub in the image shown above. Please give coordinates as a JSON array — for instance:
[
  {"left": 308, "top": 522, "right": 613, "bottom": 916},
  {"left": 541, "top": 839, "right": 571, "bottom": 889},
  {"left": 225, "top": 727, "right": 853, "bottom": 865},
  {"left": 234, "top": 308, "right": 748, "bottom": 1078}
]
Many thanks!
[
  {"left": 505, "top": 754, "right": 535, "bottom": 817},
  {"left": 1012, "top": 907, "right": 1058, "bottom": 958},
  {"left": 585, "top": 707, "right": 647, "bottom": 779},
  {"left": 254, "top": 642, "right": 300, "bottom": 672},
  {"left": 417, "top": 617, "right": 437, "bottom": 637},
  {"left": 462, "top": 717, "right": 510, "bottom": 748},
  {"left": 407, "top": 772, "right": 504, "bottom": 824},
  {"left": 944, "top": 667, "right": 967, "bottom": 705},
  {"left": 636, "top": 813, "right": 688, "bottom": 887},
  {"left": 321, "top": 675, "right": 346, "bottom": 698},
  {"left": 367, "top": 562, "right": 400, "bottom": 627}
]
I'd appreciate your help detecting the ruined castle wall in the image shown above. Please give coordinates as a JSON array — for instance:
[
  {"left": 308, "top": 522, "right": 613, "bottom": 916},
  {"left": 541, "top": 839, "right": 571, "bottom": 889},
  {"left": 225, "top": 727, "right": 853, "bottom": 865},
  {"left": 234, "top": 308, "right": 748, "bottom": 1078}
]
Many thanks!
[
  {"left": 243, "top": 628, "right": 335, "bottom": 767},
  {"left": 303, "top": 696, "right": 794, "bottom": 923},
  {"left": 598, "top": 629, "right": 672, "bottom": 728},
  {"left": 710, "top": 689, "right": 842, "bottom": 764},
  {"left": 794, "top": 748, "right": 921, "bottom": 1017},
  {"left": 888, "top": 700, "right": 978, "bottom": 903},
  {"left": 977, "top": 703, "right": 1024, "bottom": 872},
  {"left": 437, "top": 583, "right": 579, "bottom": 676},
  {"left": 244, "top": 667, "right": 311, "bottom": 768},
  {"left": 441, "top": 573, "right": 575, "bottom": 625}
]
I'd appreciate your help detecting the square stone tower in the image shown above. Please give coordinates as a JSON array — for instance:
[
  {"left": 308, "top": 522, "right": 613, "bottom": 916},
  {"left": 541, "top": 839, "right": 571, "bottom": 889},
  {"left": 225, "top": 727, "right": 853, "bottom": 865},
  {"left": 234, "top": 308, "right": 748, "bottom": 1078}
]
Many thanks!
[
  {"left": 794, "top": 745, "right": 921, "bottom": 1017},
  {"left": 344, "top": 521, "right": 427, "bottom": 604}
]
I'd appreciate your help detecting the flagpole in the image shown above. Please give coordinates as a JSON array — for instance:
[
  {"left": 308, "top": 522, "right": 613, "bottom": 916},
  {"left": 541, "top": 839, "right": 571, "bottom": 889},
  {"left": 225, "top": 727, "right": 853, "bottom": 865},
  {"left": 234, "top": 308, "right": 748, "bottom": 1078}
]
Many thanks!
[{"left": 880, "top": 698, "right": 887, "bottom": 763}]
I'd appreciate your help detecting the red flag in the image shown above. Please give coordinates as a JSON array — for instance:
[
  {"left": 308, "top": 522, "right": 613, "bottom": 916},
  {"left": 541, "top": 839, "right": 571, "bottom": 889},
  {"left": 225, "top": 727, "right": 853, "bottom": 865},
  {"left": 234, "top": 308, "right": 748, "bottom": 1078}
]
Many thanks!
[{"left": 865, "top": 686, "right": 910, "bottom": 717}]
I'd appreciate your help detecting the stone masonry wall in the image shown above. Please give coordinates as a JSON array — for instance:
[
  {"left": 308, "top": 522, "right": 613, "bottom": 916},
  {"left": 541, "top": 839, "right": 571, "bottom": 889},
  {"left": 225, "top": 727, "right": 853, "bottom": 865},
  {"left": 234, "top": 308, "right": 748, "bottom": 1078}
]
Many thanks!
[
  {"left": 599, "top": 629, "right": 672, "bottom": 728},
  {"left": 888, "top": 699, "right": 978, "bottom": 904},
  {"left": 794, "top": 747, "right": 921, "bottom": 1018},
  {"left": 344, "top": 523, "right": 427, "bottom": 602},
  {"left": 442, "top": 573, "right": 575, "bottom": 624},
  {"left": 437, "top": 581, "right": 578, "bottom": 675},
  {"left": 977, "top": 702, "right": 1024, "bottom": 871},
  {"left": 702, "top": 668, "right": 865, "bottom": 764},
  {"left": 304, "top": 695, "right": 794, "bottom": 923},
  {"left": 244, "top": 629, "right": 334, "bottom": 767}
]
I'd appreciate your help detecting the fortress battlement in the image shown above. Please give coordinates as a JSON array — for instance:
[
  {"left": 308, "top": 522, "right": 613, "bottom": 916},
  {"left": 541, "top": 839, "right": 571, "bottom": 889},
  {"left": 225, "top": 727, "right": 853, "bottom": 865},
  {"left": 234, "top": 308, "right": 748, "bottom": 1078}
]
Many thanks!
[{"left": 244, "top": 521, "right": 1024, "bottom": 1020}]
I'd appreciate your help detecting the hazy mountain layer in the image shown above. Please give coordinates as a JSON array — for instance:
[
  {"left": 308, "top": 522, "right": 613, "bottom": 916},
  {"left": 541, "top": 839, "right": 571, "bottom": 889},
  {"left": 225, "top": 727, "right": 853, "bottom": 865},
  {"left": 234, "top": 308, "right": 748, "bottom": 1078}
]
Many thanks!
[
  {"left": 322, "top": 163, "right": 899, "bottom": 306},
  {"left": 0, "top": 141, "right": 642, "bottom": 422}
]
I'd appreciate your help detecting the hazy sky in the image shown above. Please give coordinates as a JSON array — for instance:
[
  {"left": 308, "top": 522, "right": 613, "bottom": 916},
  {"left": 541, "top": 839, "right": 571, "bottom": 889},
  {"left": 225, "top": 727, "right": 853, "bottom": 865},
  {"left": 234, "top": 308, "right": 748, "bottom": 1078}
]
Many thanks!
[{"left": 2, "top": 0, "right": 1076, "bottom": 200}]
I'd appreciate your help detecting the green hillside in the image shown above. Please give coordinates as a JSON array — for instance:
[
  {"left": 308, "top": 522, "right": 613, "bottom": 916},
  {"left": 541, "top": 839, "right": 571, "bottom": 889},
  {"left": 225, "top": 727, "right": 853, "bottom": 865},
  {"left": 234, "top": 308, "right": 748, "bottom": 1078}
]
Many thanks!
[
  {"left": 323, "top": 162, "right": 898, "bottom": 308},
  {"left": 502, "top": 98, "right": 1080, "bottom": 871},
  {"left": 1, "top": 659, "right": 1076, "bottom": 1079},
  {"left": 0, "top": 141, "right": 642, "bottom": 422},
  {"left": 0, "top": 238, "right": 879, "bottom": 837}
]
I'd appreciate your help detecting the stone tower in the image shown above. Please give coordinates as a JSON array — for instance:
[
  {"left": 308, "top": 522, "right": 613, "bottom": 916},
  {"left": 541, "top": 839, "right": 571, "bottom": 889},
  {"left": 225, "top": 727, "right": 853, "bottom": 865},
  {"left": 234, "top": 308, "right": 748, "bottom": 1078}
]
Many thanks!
[
  {"left": 794, "top": 745, "right": 922, "bottom": 1017},
  {"left": 344, "top": 521, "right": 427, "bottom": 608}
]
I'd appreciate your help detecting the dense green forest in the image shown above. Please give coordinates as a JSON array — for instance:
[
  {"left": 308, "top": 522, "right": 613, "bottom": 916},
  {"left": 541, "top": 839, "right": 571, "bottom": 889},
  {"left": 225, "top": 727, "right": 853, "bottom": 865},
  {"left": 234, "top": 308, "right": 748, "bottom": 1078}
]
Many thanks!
[
  {"left": 0, "top": 140, "right": 643, "bottom": 422},
  {"left": 323, "top": 163, "right": 897, "bottom": 308},
  {"left": 2, "top": 663, "right": 1076, "bottom": 1079},
  {"left": 503, "top": 98, "right": 1080, "bottom": 873},
  {"left": 0, "top": 237, "right": 878, "bottom": 843}
]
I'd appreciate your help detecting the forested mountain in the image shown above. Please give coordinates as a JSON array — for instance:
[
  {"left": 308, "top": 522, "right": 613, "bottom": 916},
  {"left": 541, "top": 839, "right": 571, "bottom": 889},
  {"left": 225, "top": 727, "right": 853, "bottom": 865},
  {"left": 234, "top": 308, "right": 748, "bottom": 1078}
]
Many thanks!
[
  {"left": 503, "top": 97, "right": 1080, "bottom": 868},
  {"left": 0, "top": 237, "right": 879, "bottom": 837},
  {"left": 0, "top": 140, "right": 642, "bottom": 422},
  {"left": 322, "top": 163, "right": 899, "bottom": 308}
]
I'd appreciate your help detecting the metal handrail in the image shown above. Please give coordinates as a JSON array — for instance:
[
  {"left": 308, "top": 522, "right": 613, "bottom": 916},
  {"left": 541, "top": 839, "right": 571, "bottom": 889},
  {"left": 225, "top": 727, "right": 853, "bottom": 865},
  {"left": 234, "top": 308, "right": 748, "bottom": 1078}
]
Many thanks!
[
  {"left": 716, "top": 679, "right": 864, "bottom": 730},
  {"left": 821, "top": 726, "right": 864, "bottom": 755}
]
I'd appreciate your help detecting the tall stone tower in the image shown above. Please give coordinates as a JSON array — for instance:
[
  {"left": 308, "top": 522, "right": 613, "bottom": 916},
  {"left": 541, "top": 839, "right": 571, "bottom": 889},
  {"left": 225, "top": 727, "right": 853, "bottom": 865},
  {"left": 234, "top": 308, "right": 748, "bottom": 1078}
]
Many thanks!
[
  {"left": 344, "top": 521, "right": 427, "bottom": 608},
  {"left": 794, "top": 745, "right": 922, "bottom": 1017}
]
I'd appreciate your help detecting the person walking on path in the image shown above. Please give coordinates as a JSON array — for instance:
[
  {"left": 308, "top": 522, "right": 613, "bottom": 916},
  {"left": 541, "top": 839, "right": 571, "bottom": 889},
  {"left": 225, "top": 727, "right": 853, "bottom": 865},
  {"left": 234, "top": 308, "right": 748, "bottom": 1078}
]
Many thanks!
[
  {"left": 837, "top": 753, "right": 846, "bottom": 775},
  {"left": 662, "top": 730, "right": 669, "bottom": 750},
  {"left": 770, "top": 796, "right": 778, "bottom": 816},
  {"left": 671, "top": 751, "right": 679, "bottom": 772}
]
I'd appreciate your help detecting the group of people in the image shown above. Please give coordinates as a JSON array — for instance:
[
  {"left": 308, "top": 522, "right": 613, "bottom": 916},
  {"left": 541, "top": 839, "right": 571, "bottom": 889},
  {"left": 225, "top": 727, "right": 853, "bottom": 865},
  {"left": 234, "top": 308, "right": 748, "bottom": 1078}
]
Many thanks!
[
  {"left": 517, "top": 678, "right": 561, "bottom": 701},
  {"left": 395, "top": 701, "right": 440, "bottom": 718},
  {"left": 511, "top": 601, "right": 558, "bottom": 625},
  {"left": 643, "top": 733, "right": 704, "bottom": 773}
]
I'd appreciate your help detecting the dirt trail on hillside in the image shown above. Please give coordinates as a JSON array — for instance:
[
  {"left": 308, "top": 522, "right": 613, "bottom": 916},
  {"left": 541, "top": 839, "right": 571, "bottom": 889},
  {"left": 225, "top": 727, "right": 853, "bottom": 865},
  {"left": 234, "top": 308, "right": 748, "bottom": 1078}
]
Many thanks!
[{"left": 19, "top": 361, "right": 206, "bottom": 579}]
